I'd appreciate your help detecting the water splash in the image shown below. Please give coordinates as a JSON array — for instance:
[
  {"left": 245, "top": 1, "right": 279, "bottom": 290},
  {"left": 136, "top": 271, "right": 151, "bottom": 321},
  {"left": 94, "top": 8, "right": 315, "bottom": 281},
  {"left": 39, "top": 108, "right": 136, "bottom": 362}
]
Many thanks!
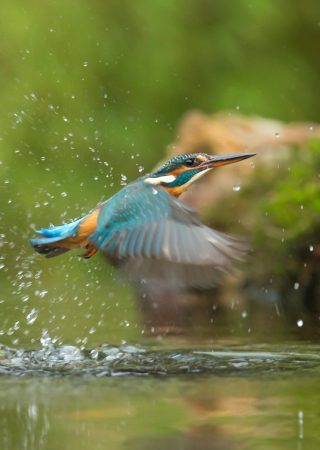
[{"left": 1, "top": 344, "right": 320, "bottom": 377}]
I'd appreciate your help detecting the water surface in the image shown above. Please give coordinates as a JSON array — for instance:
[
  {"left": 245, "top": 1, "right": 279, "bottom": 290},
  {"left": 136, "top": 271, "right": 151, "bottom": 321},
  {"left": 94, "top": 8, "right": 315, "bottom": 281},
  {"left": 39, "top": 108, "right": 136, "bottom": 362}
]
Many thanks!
[{"left": 1, "top": 341, "right": 320, "bottom": 450}]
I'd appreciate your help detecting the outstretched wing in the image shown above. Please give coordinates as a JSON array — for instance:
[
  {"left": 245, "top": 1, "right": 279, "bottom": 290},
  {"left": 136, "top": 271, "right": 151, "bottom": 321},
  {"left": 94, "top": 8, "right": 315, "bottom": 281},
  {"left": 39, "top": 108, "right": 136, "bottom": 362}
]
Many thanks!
[{"left": 90, "top": 182, "right": 248, "bottom": 288}]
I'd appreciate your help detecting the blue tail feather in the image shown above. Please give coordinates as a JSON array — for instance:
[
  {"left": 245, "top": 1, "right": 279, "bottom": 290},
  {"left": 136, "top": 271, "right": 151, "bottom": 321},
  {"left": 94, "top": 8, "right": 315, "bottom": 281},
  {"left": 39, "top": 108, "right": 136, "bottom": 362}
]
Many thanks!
[
  {"left": 35, "top": 218, "right": 82, "bottom": 239},
  {"left": 30, "top": 218, "right": 83, "bottom": 258},
  {"left": 30, "top": 235, "right": 66, "bottom": 246}
]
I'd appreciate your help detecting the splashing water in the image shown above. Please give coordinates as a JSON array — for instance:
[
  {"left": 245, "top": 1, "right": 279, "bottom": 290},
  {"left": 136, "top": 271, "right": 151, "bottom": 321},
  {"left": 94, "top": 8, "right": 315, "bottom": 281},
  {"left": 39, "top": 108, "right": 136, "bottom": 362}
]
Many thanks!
[{"left": 1, "top": 343, "right": 320, "bottom": 377}]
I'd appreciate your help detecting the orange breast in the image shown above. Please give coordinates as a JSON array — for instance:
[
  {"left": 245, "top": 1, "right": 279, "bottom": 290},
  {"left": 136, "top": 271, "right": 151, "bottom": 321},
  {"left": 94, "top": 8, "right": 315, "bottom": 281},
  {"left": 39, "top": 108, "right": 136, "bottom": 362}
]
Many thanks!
[{"left": 78, "top": 208, "right": 99, "bottom": 236}]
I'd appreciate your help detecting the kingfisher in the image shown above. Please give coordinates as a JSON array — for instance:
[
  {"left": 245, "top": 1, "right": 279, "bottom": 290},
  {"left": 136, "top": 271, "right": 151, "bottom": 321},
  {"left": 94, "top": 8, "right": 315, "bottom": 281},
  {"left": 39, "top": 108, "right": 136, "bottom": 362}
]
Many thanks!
[{"left": 30, "top": 152, "right": 255, "bottom": 288}]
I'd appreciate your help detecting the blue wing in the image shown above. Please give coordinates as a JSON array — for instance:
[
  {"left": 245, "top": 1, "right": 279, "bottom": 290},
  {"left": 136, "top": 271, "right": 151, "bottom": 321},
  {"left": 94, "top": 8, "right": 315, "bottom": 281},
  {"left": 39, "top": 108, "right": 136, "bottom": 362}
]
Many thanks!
[{"left": 89, "top": 181, "right": 248, "bottom": 288}]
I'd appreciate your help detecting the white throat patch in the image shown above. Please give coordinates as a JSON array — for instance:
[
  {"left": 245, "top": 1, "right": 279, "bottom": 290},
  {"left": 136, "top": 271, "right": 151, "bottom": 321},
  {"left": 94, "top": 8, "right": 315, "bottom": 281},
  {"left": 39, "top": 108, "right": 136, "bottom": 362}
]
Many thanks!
[{"left": 144, "top": 175, "right": 176, "bottom": 185}]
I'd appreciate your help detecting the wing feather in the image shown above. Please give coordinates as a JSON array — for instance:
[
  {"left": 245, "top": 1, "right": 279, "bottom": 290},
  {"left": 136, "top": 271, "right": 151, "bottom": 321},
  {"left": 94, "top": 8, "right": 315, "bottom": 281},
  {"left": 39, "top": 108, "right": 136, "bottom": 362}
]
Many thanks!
[{"left": 89, "top": 181, "right": 249, "bottom": 288}]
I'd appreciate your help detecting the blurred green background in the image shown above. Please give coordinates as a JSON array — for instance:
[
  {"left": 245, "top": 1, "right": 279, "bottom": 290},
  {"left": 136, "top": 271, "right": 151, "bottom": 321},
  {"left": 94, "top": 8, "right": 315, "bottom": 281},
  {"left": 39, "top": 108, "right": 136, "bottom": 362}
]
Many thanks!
[{"left": 1, "top": 0, "right": 320, "bottom": 348}]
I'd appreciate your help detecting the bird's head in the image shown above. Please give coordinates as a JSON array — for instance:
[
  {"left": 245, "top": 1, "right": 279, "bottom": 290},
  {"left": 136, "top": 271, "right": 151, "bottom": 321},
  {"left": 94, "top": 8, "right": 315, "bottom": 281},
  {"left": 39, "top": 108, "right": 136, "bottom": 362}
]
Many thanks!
[{"left": 144, "top": 152, "right": 255, "bottom": 196}]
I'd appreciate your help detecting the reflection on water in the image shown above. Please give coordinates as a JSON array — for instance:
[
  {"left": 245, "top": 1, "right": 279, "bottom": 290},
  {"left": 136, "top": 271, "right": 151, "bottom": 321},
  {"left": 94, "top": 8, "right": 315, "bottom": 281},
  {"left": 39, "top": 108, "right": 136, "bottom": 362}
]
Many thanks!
[{"left": 1, "top": 363, "right": 320, "bottom": 450}]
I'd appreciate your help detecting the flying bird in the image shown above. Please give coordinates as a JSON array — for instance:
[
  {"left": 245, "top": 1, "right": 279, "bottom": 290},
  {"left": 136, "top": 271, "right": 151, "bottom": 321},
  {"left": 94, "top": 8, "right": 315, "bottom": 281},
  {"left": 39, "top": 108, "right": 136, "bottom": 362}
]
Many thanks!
[{"left": 30, "top": 152, "right": 255, "bottom": 288}]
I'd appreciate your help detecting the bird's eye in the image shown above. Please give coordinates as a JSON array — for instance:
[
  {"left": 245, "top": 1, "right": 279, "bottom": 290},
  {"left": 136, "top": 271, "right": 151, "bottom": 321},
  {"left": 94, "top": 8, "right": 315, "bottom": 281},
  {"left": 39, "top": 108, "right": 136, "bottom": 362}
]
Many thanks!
[{"left": 184, "top": 158, "right": 199, "bottom": 167}]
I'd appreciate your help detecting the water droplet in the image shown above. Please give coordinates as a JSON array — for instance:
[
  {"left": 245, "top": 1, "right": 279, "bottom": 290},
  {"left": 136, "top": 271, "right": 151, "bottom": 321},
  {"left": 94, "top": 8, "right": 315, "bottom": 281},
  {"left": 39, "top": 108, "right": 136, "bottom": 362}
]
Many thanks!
[
  {"left": 241, "top": 311, "right": 247, "bottom": 318},
  {"left": 40, "top": 329, "right": 52, "bottom": 347},
  {"left": 26, "top": 308, "right": 39, "bottom": 325},
  {"left": 309, "top": 245, "right": 314, "bottom": 252},
  {"left": 297, "top": 319, "right": 304, "bottom": 327},
  {"left": 294, "top": 282, "right": 300, "bottom": 290},
  {"left": 138, "top": 165, "right": 144, "bottom": 173},
  {"left": 89, "top": 327, "right": 96, "bottom": 334},
  {"left": 83, "top": 61, "right": 88, "bottom": 67},
  {"left": 298, "top": 410, "right": 304, "bottom": 439},
  {"left": 233, "top": 184, "right": 241, "bottom": 192},
  {"left": 152, "top": 187, "right": 158, "bottom": 195},
  {"left": 35, "top": 289, "right": 48, "bottom": 298},
  {"left": 120, "top": 174, "right": 127, "bottom": 186},
  {"left": 60, "top": 191, "right": 67, "bottom": 197},
  {"left": 90, "top": 349, "right": 99, "bottom": 359}
]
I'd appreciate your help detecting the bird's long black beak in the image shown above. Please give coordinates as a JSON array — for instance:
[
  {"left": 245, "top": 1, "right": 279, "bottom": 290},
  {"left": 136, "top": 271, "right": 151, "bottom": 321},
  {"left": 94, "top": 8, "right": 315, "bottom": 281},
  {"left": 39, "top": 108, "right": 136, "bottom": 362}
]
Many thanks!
[{"left": 203, "top": 152, "right": 256, "bottom": 168}]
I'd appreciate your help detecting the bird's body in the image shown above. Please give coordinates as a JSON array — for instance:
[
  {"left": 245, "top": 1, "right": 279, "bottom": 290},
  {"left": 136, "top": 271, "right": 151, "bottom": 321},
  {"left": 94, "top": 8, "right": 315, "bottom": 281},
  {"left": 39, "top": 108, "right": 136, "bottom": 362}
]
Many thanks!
[{"left": 30, "top": 152, "right": 255, "bottom": 288}]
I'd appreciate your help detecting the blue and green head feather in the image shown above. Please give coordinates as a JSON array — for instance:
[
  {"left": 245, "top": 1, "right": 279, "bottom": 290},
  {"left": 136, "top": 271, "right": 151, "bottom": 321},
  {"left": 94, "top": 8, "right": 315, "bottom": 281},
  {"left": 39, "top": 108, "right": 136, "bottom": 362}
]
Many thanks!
[
  {"left": 145, "top": 153, "right": 211, "bottom": 188},
  {"left": 144, "top": 152, "right": 255, "bottom": 191}
]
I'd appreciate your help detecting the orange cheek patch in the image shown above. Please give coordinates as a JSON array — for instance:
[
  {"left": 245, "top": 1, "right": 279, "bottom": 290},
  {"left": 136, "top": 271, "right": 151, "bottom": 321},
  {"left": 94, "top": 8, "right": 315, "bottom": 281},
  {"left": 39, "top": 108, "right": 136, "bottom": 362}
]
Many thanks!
[
  {"left": 171, "top": 167, "right": 187, "bottom": 177},
  {"left": 171, "top": 166, "right": 202, "bottom": 177}
]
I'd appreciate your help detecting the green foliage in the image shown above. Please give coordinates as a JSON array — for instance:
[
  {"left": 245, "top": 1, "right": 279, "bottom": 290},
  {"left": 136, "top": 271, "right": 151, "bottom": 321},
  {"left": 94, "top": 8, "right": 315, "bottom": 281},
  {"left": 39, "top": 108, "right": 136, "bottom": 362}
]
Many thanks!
[
  {"left": 256, "top": 142, "right": 320, "bottom": 243},
  {"left": 234, "top": 141, "right": 320, "bottom": 299}
]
